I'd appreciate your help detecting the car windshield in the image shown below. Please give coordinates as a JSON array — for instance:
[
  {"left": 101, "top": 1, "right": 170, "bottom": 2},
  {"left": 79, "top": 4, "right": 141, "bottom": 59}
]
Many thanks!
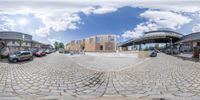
[
  {"left": 13, "top": 51, "right": 21, "bottom": 55},
  {"left": 1, "top": 1, "right": 200, "bottom": 100}
]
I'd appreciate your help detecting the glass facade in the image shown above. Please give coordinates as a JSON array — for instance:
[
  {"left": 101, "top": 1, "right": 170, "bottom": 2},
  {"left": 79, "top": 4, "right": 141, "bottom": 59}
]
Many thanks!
[
  {"left": 76, "top": 40, "right": 81, "bottom": 44},
  {"left": 96, "top": 37, "right": 103, "bottom": 43},
  {"left": 108, "top": 36, "right": 115, "bottom": 42}
]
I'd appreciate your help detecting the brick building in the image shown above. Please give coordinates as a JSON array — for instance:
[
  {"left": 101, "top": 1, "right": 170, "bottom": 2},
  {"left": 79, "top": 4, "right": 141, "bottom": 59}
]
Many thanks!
[{"left": 65, "top": 34, "right": 116, "bottom": 52}]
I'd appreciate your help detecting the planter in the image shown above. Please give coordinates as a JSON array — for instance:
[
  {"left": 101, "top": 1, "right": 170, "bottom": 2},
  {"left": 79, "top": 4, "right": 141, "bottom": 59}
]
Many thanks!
[
  {"left": 0, "top": 55, "right": 8, "bottom": 59},
  {"left": 138, "top": 51, "right": 149, "bottom": 58}
]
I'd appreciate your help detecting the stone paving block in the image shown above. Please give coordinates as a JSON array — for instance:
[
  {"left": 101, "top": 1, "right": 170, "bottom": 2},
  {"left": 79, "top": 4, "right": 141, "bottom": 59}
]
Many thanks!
[
  {"left": 1, "top": 53, "right": 200, "bottom": 99},
  {"left": 0, "top": 92, "right": 16, "bottom": 97}
]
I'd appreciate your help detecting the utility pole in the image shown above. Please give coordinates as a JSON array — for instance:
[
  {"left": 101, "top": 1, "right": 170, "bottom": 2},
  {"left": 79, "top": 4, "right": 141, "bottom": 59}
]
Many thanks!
[{"left": 170, "top": 38, "right": 173, "bottom": 55}]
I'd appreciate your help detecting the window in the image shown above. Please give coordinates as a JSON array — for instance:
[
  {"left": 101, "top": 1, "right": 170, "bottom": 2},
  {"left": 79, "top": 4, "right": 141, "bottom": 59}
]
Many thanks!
[
  {"left": 14, "top": 51, "right": 21, "bottom": 55},
  {"left": 100, "top": 45, "right": 103, "bottom": 50},
  {"left": 71, "top": 40, "right": 76, "bottom": 44},
  {"left": 108, "top": 36, "right": 115, "bottom": 42},
  {"left": 22, "top": 52, "right": 30, "bottom": 55},
  {"left": 76, "top": 40, "right": 81, "bottom": 44},
  {"left": 12, "top": 41, "right": 15, "bottom": 44},
  {"left": 96, "top": 37, "right": 103, "bottom": 43},
  {"left": 198, "top": 42, "right": 200, "bottom": 46}
]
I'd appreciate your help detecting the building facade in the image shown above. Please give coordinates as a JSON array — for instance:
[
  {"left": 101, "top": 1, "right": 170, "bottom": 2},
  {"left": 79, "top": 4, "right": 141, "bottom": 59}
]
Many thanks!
[
  {"left": 0, "top": 31, "right": 50, "bottom": 56},
  {"left": 119, "top": 30, "right": 200, "bottom": 58},
  {"left": 65, "top": 40, "right": 85, "bottom": 51},
  {"left": 177, "top": 32, "right": 200, "bottom": 57},
  {"left": 65, "top": 34, "right": 117, "bottom": 52},
  {"left": 40, "top": 44, "right": 54, "bottom": 50}
]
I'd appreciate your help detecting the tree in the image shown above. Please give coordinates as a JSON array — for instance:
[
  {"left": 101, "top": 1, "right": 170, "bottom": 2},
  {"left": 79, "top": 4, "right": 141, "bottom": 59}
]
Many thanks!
[
  {"left": 155, "top": 44, "right": 160, "bottom": 50},
  {"left": 59, "top": 42, "right": 64, "bottom": 49},
  {"left": 144, "top": 46, "right": 148, "bottom": 51},
  {"left": 54, "top": 42, "right": 59, "bottom": 50}
]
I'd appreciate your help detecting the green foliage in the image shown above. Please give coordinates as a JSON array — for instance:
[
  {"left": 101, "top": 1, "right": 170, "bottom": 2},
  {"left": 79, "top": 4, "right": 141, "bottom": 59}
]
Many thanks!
[
  {"left": 54, "top": 42, "right": 59, "bottom": 50},
  {"left": 59, "top": 43, "right": 64, "bottom": 49},
  {"left": 0, "top": 55, "right": 8, "bottom": 59},
  {"left": 144, "top": 46, "right": 148, "bottom": 51},
  {"left": 154, "top": 44, "right": 160, "bottom": 50},
  {"left": 54, "top": 42, "right": 64, "bottom": 50}
]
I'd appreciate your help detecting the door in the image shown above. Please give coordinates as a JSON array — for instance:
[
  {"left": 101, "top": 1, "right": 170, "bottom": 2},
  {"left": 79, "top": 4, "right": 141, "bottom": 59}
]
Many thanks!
[
  {"left": 23, "top": 52, "right": 31, "bottom": 60},
  {"left": 19, "top": 52, "right": 29, "bottom": 61},
  {"left": 100, "top": 45, "right": 103, "bottom": 50},
  {"left": 18, "top": 53, "right": 25, "bottom": 61}
]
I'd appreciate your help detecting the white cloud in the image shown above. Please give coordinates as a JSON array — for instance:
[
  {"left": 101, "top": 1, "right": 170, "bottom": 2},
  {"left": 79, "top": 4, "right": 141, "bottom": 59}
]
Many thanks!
[
  {"left": 0, "top": 1, "right": 123, "bottom": 37},
  {"left": 192, "top": 24, "right": 200, "bottom": 33},
  {"left": 48, "top": 38, "right": 61, "bottom": 45},
  {"left": 130, "top": 0, "right": 200, "bottom": 13},
  {"left": 122, "top": 30, "right": 140, "bottom": 39},
  {"left": 46, "top": 38, "right": 62, "bottom": 47},
  {"left": 0, "top": 16, "right": 16, "bottom": 31},
  {"left": 122, "top": 10, "right": 192, "bottom": 38},
  {"left": 92, "top": 6, "right": 118, "bottom": 14},
  {"left": 122, "top": 23, "right": 158, "bottom": 38},
  {"left": 116, "top": 35, "right": 121, "bottom": 38},
  {"left": 34, "top": 13, "right": 81, "bottom": 37},
  {"left": 140, "top": 10, "right": 192, "bottom": 30},
  {"left": 34, "top": 27, "right": 50, "bottom": 37}
]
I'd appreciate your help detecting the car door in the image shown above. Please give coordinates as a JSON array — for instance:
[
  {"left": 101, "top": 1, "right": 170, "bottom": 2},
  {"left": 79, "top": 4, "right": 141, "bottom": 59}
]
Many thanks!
[
  {"left": 23, "top": 52, "right": 30, "bottom": 60},
  {"left": 18, "top": 52, "right": 26, "bottom": 61}
]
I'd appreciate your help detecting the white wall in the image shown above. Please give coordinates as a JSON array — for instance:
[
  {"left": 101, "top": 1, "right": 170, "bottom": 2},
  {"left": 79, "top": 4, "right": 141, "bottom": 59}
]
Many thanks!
[
  {"left": 21, "top": 42, "right": 31, "bottom": 47},
  {"left": 7, "top": 41, "right": 20, "bottom": 46}
]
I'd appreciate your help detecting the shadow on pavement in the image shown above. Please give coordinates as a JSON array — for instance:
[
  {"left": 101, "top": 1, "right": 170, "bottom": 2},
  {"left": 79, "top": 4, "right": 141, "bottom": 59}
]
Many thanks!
[
  {"left": 0, "top": 58, "right": 9, "bottom": 63},
  {"left": 173, "top": 55, "right": 199, "bottom": 62},
  {"left": 0, "top": 58, "right": 33, "bottom": 64},
  {"left": 19, "top": 96, "right": 166, "bottom": 100}
]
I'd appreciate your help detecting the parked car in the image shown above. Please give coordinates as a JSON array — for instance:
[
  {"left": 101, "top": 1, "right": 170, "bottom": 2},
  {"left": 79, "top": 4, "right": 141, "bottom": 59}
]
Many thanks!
[
  {"left": 149, "top": 50, "right": 157, "bottom": 57},
  {"left": 148, "top": 48, "right": 157, "bottom": 57},
  {"left": 165, "top": 48, "right": 179, "bottom": 55},
  {"left": 59, "top": 48, "right": 64, "bottom": 53},
  {"left": 44, "top": 49, "right": 51, "bottom": 54},
  {"left": 8, "top": 51, "right": 33, "bottom": 63},
  {"left": 35, "top": 50, "right": 46, "bottom": 57},
  {"left": 64, "top": 50, "right": 70, "bottom": 54},
  {"left": 52, "top": 49, "right": 57, "bottom": 52},
  {"left": 30, "top": 48, "right": 39, "bottom": 56},
  {"left": 49, "top": 49, "right": 54, "bottom": 53}
]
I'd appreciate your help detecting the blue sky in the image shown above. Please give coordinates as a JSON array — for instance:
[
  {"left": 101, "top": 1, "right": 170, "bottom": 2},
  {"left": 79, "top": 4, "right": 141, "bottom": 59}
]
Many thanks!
[
  {"left": 0, "top": 0, "right": 200, "bottom": 45},
  {"left": 52, "top": 7, "right": 147, "bottom": 42}
]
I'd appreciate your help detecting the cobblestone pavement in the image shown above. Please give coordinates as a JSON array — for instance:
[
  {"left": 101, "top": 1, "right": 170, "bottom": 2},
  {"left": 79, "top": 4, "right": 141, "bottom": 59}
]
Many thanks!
[{"left": 0, "top": 53, "right": 200, "bottom": 100}]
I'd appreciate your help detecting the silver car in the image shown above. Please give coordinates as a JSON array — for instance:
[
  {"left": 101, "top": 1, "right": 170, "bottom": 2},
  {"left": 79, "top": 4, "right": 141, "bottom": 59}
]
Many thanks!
[{"left": 8, "top": 51, "right": 33, "bottom": 63}]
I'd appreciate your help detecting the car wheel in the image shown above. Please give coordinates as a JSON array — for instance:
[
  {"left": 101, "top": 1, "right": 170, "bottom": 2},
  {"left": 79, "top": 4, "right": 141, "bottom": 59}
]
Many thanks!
[
  {"left": 12, "top": 59, "right": 18, "bottom": 63},
  {"left": 30, "top": 57, "right": 33, "bottom": 60}
]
